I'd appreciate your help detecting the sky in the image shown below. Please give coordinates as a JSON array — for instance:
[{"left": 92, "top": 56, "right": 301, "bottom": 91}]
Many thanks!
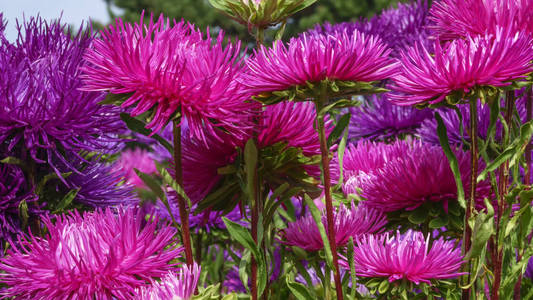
[{"left": 1, "top": 0, "right": 112, "bottom": 40}]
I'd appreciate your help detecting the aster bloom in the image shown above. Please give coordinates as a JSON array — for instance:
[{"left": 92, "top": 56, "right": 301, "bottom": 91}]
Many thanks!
[
  {"left": 114, "top": 148, "right": 157, "bottom": 188},
  {"left": 349, "top": 94, "right": 432, "bottom": 141},
  {"left": 0, "top": 17, "right": 124, "bottom": 176},
  {"left": 282, "top": 204, "right": 386, "bottom": 251},
  {"left": 429, "top": 0, "right": 533, "bottom": 41},
  {"left": 340, "top": 230, "right": 466, "bottom": 285},
  {"left": 309, "top": 0, "right": 432, "bottom": 57},
  {"left": 82, "top": 13, "right": 255, "bottom": 141},
  {"left": 209, "top": 0, "right": 317, "bottom": 30},
  {"left": 389, "top": 28, "right": 533, "bottom": 107},
  {"left": 241, "top": 30, "right": 397, "bottom": 101},
  {"left": 342, "top": 140, "right": 491, "bottom": 212},
  {"left": 0, "top": 207, "right": 182, "bottom": 299},
  {"left": 135, "top": 263, "right": 201, "bottom": 300}
]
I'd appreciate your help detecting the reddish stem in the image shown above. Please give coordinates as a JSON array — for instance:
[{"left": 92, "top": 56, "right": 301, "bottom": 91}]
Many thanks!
[
  {"left": 173, "top": 120, "right": 194, "bottom": 266},
  {"left": 315, "top": 100, "right": 344, "bottom": 300}
]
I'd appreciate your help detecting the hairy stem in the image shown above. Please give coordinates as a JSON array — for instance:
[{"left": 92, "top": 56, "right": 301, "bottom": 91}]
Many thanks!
[{"left": 173, "top": 120, "right": 194, "bottom": 266}]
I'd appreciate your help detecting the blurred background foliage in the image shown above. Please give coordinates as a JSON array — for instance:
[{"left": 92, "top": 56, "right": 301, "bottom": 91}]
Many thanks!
[{"left": 100, "top": 0, "right": 403, "bottom": 43}]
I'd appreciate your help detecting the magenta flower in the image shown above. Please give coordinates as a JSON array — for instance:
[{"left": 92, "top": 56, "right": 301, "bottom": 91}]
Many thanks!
[
  {"left": 82, "top": 13, "right": 255, "bottom": 140},
  {"left": 241, "top": 30, "right": 397, "bottom": 95},
  {"left": 340, "top": 230, "right": 466, "bottom": 284},
  {"left": 0, "top": 207, "right": 182, "bottom": 299},
  {"left": 342, "top": 140, "right": 491, "bottom": 212},
  {"left": 135, "top": 263, "right": 201, "bottom": 300},
  {"left": 282, "top": 204, "right": 386, "bottom": 251},
  {"left": 429, "top": 0, "right": 533, "bottom": 40},
  {"left": 389, "top": 28, "right": 533, "bottom": 106},
  {"left": 114, "top": 148, "right": 157, "bottom": 188}
]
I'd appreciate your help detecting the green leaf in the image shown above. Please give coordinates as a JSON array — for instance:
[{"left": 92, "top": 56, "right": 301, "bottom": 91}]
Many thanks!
[
  {"left": 435, "top": 112, "right": 466, "bottom": 208},
  {"left": 0, "top": 156, "right": 25, "bottom": 167},
  {"left": 304, "top": 194, "right": 334, "bottom": 270},
  {"left": 134, "top": 169, "right": 166, "bottom": 201},
  {"left": 327, "top": 113, "right": 351, "bottom": 147},
  {"left": 98, "top": 92, "right": 131, "bottom": 105},
  {"left": 378, "top": 280, "right": 390, "bottom": 294},
  {"left": 286, "top": 277, "right": 315, "bottom": 300},
  {"left": 429, "top": 215, "right": 449, "bottom": 229},
  {"left": 155, "top": 161, "right": 192, "bottom": 208},
  {"left": 408, "top": 208, "right": 427, "bottom": 224},
  {"left": 53, "top": 188, "right": 79, "bottom": 213},
  {"left": 348, "top": 237, "right": 357, "bottom": 300},
  {"left": 120, "top": 113, "right": 173, "bottom": 154},
  {"left": 18, "top": 199, "right": 29, "bottom": 230},
  {"left": 35, "top": 171, "right": 72, "bottom": 196}
]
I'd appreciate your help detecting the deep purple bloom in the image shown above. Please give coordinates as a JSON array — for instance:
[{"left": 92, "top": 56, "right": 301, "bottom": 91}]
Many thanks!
[
  {"left": 135, "top": 263, "right": 201, "bottom": 300},
  {"left": 349, "top": 94, "right": 432, "bottom": 141},
  {"left": 389, "top": 28, "right": 533, "bottom": 106},
  {"left": 343, "top": 140, "right": 491, "bottom": 212},
  {"left": 241, "top": 30, "right": 397, "bottom": 94},
  {"left": 0, "top": 207, "right": 182, "bottom": 299},
  {"left": 0, "top": 17, "right": 124, "bottom": 176},
  {"left": 340, "top": 230, "right": 466, "bottom": 284},
  {"left": 282, "top": 204, "right": 386, "bottom": 251},
  {"left": 309, "top": 0, "right": 432, "bottom": 57},
  {"left": 82, "top": 13, "right": 255, "bottom": 141}
]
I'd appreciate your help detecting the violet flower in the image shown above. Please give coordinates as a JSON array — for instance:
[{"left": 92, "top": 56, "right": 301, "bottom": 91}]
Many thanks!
[{"left": 0, "top": 207, "right": 182, "bottom": 299}]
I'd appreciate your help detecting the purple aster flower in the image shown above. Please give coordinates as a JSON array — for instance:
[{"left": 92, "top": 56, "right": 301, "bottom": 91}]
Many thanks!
[
  {"left": 418, "top": 95, "right": 529, "bottom": 145},
  {"left": 0, "top": 164, "right": 39, "bottom": 251},
  {"left": 0, "top": 16, "right": 124, "bottom": 177},
  {"left": 82, "top": 13, "right": 255, "bottom": 141},
  {"left": 224, "top": 266, "right": 247, "bottom": 293},
  {"left": 349, "top": 94, "right": 432, "bottom": 141},
  {"left": 525, "top": 257, "right": 533, "bottom": 279},
  {"left": 340, "top": 230, "right": 466, "bottom": 285},
  {"left": 389, "top": 28, "right": 533, "bottom": 106},
  {"left": 309, "top": 0, "right": 432, "bottom": 57},
  {"left": 0, "top": 207, "right": 182, "bottom": 299},
  {"left": 342, "top": 140, "right": 491, "bottom": 212},
  {"left": 135, "top": 263, "right": 201, "bottom": 300},
  {"left": 63, "top": 159, "right": 136, "bottom": 207},
  {"left": 114, "top": 148, "right": 158, "bottom": 188},
  {"left": 241, "top": 30, "right": 397, "bottom": 95},
  {"left": 282, "top": 204, "right": 386, "bottom": 251}
]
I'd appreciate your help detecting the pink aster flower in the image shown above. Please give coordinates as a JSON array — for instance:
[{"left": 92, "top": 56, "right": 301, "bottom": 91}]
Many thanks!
[
  {"left": 135, "top": 263, "right": 201, "bottom": 300},
  {"left": 429, "top": 0, "right": 533, "bottom": 40},
  {"left": 114, "top": 148, "right": 157, "bottom": 188},
  {"left": 0, "top": 207, "right": 182, "bottom": 299},
  {"left": 389, "top": 28, "right": 533, "bottom": 106},
  {"left": 82, "top": 13, "right": 254, "bottom": 140},
  {"left": 340, "top": 230, "right": 466, "bottom": 284},
  {"left": 342, "top": 140, "right": 491, "bottom": 212},
  {"left": 282, "top": 204, "right": 386, "bottom": 251},
  {"left": 241, "top": 30, "right": 397, "bottom": 94}
]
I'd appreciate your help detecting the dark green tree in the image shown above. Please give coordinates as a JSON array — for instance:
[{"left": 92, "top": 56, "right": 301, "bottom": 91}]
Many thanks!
[{"left": 103, "top": 0, "right": 401, "bottom": 43}]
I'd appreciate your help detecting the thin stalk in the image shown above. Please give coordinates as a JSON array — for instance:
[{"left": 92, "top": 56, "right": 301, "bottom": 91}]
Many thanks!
[
  {"left": 173, "top": 119, "right": 194, "bottom": 266},
  {"left": 515, "top": 87, "right": 533, "bottom": 300},
  {"left": 462, "top": 100, "right": 478, "bottom": 300},
  {"left": 251, "top": 193, "right": 259, "bottom": 300},
  {"left": 195, "top": 229, "right": 202, "bottom": 263},
  {"left": 314, "top": 94, "right": 344, "bottom": 300},
  {"left": 492, "top": 91, "right": 515, "bottom": 299},
  {"left": 255, "top": 27, "right": 265, "bottom": 49}
]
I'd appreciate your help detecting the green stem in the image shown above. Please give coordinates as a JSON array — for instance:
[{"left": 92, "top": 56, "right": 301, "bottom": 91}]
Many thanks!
[
  {"left": 314, "top": 89, "right": 344, "bottom": 300},
  {"left": 173, "top": 119, "right": 194, "bottom": 266},
  {"left": 255, "top": 27, "right": 265, "bottom": 48}
]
